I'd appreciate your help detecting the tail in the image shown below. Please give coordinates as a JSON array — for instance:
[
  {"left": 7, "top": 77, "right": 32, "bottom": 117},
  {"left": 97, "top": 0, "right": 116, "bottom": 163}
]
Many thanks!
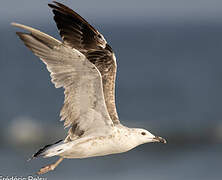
[{"left": 28, "top": 139, "right": 65, "bottom": 161}]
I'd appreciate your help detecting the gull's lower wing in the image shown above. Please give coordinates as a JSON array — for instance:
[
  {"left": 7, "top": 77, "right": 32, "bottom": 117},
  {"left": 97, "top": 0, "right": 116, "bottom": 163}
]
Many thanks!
[{"left": 12, "top": 23, "right": 113, "bottom": 140}]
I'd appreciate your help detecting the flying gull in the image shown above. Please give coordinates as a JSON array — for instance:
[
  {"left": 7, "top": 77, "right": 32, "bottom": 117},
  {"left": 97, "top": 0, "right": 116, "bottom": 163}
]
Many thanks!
[{"left": 12, "top": 1, "right": 167, "bottom": 175}]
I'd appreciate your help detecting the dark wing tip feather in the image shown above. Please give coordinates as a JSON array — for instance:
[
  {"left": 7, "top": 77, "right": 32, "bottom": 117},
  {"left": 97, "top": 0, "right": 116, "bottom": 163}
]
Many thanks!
[
  {"left": 48, "top": 1, "right": 97, "bottom": 34},
  {"left": 15, "top": 31, "right": 25, "bottom": 38}
]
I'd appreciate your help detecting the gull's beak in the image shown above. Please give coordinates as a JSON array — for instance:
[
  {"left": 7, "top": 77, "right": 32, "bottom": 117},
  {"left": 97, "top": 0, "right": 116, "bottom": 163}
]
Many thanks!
[{"left": 153, "top": 136, "right": 167, "bottom": 144}]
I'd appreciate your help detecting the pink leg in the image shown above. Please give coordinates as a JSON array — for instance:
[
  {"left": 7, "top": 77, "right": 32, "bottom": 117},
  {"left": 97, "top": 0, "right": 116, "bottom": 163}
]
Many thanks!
[{"left": 37, "top": 157, "right": 64, "bottom": 175}]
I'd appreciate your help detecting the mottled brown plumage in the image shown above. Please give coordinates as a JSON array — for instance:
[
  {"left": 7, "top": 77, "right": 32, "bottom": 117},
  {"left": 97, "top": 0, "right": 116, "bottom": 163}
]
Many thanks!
[{"left": 49, "top": 1, "right": 120, "bottom": 126}]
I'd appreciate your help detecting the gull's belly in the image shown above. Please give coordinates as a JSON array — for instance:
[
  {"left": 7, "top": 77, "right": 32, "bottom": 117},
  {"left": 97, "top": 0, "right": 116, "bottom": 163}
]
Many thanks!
[{"left": 61, "top": 134, "right": 132, "bottom": 159}]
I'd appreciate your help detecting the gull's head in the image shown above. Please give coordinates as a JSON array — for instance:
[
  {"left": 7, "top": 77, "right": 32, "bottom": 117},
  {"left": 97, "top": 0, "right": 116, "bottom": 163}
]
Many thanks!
[{"left": 134, "top": 128, "right": 167, "bottom": 145}]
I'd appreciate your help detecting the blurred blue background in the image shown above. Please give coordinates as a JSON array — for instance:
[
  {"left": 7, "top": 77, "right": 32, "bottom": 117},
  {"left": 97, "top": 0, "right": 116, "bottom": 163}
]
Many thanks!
[{"left": 1, "top": 0, "right": 222, "bottom": 179}]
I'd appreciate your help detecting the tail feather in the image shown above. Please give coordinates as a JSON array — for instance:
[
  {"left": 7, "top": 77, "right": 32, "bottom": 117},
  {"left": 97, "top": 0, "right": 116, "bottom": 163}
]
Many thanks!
[{"left": 28, "top": 139, "right": 63, "bottom": 161}]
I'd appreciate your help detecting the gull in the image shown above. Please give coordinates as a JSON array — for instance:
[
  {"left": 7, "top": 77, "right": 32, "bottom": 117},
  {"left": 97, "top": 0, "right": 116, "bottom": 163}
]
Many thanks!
[{"left": 12, "top": 1, "right": 166, "bottom": 175}]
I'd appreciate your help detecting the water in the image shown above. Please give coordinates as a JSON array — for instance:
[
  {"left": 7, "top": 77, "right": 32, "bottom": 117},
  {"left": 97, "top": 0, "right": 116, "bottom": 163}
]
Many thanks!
[
  {"left": 0, "top": 144, "right": 221, "bottom": 180},
  {"left": 1, "top": 21, "right": 222, "bottom": 179},
  {"left": 2, "top": 21, "right": 222, "bottom": 128}
]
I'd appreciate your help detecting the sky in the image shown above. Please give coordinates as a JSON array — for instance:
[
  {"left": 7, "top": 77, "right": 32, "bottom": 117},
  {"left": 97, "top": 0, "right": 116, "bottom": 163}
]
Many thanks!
[{"left": 1, "top": 0, "right": 222, "bottom": 25}]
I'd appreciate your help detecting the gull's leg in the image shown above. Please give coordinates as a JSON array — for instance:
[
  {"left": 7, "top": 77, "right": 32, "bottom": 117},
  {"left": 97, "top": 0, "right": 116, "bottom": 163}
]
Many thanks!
[{"left": 37, "top": 157, "right": 64, "bottom": 175}]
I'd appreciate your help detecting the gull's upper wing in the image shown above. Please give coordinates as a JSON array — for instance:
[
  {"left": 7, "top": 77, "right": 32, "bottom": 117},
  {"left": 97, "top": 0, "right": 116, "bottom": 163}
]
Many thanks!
[
  {"left": 48, "top": 1, "right": 106, "bottom": 51},
  {"left": 48, "top": 1, "right": 120, "bottom": 124},
  {"left": 12, "top": 23, "right": 114, "bottom": 141}
]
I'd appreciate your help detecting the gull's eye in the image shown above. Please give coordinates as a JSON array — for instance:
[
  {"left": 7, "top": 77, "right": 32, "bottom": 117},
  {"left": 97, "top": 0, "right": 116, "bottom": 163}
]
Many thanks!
[{"left": 141, "top": 132, "right": 146, "bottom": 136}]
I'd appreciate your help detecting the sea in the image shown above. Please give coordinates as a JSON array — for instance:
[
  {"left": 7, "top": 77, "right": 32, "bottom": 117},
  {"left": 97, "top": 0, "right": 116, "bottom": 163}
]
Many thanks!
[{"left": 0, "top": 20, "right": 222, "bottom": 179}]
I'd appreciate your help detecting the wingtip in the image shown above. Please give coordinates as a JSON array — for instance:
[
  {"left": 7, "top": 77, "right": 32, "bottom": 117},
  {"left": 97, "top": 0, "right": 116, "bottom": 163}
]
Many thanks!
[
  {"left": 48, "top": 3, "right": 54, "bottom": 8},
  {"left": 11, "top": 22, "right": 24, "bottom": 29},
  {"left": 11, "top": 22, "right": 18, "bottom": 27},
  {"left": 15, "top": 32, "right": 22, "bottom": 36},
  {"left": 52, "top": 1, "right": 64, "bottom": 6},
  {"left": 48, "top": 1, "right": 61, "bottom": 8}
]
